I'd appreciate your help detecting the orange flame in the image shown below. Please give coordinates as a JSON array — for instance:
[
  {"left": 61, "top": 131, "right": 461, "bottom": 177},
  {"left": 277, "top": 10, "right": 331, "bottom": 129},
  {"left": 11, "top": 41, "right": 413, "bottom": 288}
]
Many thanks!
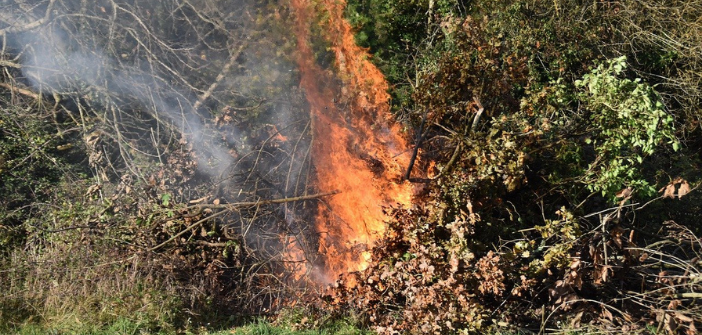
[{"left": 290, "top": 0, "right": 413, "bottom": 282}]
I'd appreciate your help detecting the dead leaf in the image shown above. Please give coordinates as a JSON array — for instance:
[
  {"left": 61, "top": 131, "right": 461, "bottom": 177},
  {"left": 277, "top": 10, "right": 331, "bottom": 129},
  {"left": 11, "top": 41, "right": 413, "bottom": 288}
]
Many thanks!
[
  {"left": 639, "top": 252, "right": 649, "bottom": 262},
  {"left": 611, "top": 226, "right": 624, "bottom": 249},
  {"left": 570, "top": 259, "right": 581, "bottom": 270},
  {"left": 674, "top": 312, "right": 693, "bottom": 323},
  {"left": 660, "top": 184, "right": 676, "bottom": 199},
  {"left": 85, "top": 184, "right": 101, "bottom": 196},
  {"left": 189, "top": 196, "right": 208, "bottom": 204},
  {"left": 570, "top": 310, "right": 584, "bottom": 328},
  {"left": 601, "top": 265, "right": 611, "bottom": 282},
  {"left": 664, "top": 313, "right": 677, "bottom": 334},
  {"left": 616, "top": 187, "right": 632, "bottom": 198},
  {"left": 678, "top": 180, "right": 691, "bottom": 198}
]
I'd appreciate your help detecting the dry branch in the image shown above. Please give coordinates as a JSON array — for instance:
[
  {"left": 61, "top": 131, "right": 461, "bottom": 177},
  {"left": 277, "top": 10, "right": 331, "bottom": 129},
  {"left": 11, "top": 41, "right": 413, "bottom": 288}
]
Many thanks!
[
  {"left": 187, "top": 190, "right": 339, "bottom": 214},
  {"left": 0, "top": 82, "right": 40, "bottom": 99},
  {"left": 0, "top": 59, "right": 21, "bottom": 69},
  {"left": 152, "top": 191, "right": 338, "bottom": 251},
  {"left": 0, "top": 0, "right": 56, "bottom": 34},
  {"left": 192, "top": 42, "right": 247, "bottom": 111}
]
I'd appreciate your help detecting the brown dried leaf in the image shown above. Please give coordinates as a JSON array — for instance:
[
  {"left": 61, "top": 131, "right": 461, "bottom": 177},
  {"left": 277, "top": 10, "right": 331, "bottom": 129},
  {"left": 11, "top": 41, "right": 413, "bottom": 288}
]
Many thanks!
[
  {"left": 570, "top": 259, "right": 581, "bottom": 270},
  {"left": 615, "top": 187, "right": 632, "bottom": 198},
  {"left": 611, "top": 226, "right": 624, "bottom": 249},
  {"left": 570, "top": 310, "right": 584, "bottom": 328},
  {"left": 674, "top": 312, "right": 693, "bottom": 323},
  {"left": 85, "top": 184, "right": 101, "bottom": 196},
  {"left": 678, "top": 181, "right": 691, "bottom": 198},
  {"left": 639, "top": 252, "right": 649, "bottom": 262},
  {"left": 601, "top": 265, "right": 610, "bottom": 283},
  {"left": 660, "top": 184, "right": 676, "bottom": 199},
  {"left": 664, "top": 313, "right": 677, "bottom": 334}
]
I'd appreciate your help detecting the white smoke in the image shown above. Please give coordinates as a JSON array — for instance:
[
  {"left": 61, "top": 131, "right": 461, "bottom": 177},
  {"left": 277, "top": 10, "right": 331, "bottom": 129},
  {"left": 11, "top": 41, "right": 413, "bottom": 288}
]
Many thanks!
[{"left": 10, "top": 20, "right": 235, "bottom": 177}]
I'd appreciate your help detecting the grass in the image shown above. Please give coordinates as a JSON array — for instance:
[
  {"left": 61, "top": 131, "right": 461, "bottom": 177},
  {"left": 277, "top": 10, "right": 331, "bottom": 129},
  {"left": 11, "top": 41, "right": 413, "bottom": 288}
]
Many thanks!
[
  {"left": 221, "top": 319, "right": 371, "bottom": 335},
  {"left": 10, "top": 317, "right": 170, "bottom": 335},
  {"left": 7, "top": 318, "right": 371, "bottom": 335}
]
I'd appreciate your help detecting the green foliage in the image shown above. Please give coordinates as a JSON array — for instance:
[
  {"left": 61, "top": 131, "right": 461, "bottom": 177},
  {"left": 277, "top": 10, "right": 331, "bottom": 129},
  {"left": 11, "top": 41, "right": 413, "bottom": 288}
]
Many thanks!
[
  {"left": 227, "top": 318, "right": 370, "bottom": 335},
  {"left": 9, "top": 316, "right": 174, "bottom": 335},
  {"left": 333, "top": 0, "right": 702, "bottom": 333},
  {"left": 345, "top": 0, "right": 469, "bottom": 110},
  {"left": 531, "top": 207, "right": 581, "bottom": 271},
  {"left": 574, "top": 56, "right": 678, "bottom": 198}
]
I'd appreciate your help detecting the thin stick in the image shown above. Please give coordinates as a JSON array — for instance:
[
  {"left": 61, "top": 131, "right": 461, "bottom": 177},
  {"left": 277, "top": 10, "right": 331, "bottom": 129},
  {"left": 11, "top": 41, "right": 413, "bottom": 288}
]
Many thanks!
[
  {"left": 192, "top": 42, "right": 247, "bottom": 111},
  {"left": 0, "top": 82, "right": 40, "bottom": 99},
  {"left": 153, "top": 191, "right": 339, "bottom": 251},
  {"left": 187, "top": 190, "right": 339, "bottom": 211},
  {"left": 150, "top": 210, "right": 229, "bottom": 251},
  {"left": 404, "top": 110, "right": 427, "bottom": 180}
]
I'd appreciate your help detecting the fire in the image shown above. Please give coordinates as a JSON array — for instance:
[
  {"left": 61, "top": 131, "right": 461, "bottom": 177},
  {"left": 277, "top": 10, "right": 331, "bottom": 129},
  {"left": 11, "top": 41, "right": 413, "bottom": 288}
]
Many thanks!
[{"left": 290, "top": 0, "right": 413, "bottom": 282}]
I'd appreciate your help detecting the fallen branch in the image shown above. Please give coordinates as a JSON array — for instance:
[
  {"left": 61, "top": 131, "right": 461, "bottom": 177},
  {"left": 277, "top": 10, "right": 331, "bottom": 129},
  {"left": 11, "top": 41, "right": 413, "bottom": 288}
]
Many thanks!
[
  {"left": 0, "top": 59, "right": 22, "bottom": 69},
  {"left": 0, "top": 0, "right": 56, "bottom": 34},
  {"left": 192, "top": 41, "right": 248, "bottom": 111},
  {"left": 187, "top": 190, "right": 339, "bottom": 211},
  {"left": 0, "top": 82, "right": 40, "bottom": 99}
]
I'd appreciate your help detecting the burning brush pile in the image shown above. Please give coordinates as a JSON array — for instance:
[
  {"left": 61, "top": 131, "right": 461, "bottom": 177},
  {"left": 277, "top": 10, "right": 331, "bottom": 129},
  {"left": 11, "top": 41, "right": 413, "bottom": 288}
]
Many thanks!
[{"left": 3, "top": 0, "right": 702, "bottom": 333}]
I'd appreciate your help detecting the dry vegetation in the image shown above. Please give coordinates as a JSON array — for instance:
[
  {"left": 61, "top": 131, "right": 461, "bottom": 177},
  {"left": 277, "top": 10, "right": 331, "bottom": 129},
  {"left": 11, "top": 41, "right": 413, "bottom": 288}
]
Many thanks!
[
  {"left": 324, "top": 0, "right": 702, "bottom": 333},
  {"left": 2, "top": 0, "right": 702, "bottom": 334},
  {"left": 0, "top": 0, "right": 325, "bottom": 332}
]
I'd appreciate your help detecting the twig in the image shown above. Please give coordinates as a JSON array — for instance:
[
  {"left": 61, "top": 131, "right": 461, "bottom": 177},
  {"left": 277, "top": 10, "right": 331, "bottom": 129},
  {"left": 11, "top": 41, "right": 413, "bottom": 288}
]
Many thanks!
[
  {"left": 0, "top": 0, "right": 56, "bottom": 34},
  {"left": 582, "top": 202, "right": 639, "bottom": 218},
  {"left": 0, "top": 82, "right": 40, "bottom": 99},
  {"left": 404, "top": 110, "right": 427, "bottom": 180},
  {"left": 676, "top": 292, "right": 702, "bottom": 299},
  {"left": 187, "top": 190, "right": 339, "bottom": 211},
  {"left": 150, "top": 209, "right": 229, "bottom": 251},
  {"left": 431, "top": 141, "right": 462, "bottom": 180},
  {"left": 0, "top": 59, "right": 22, "bottom": 69},
  {"left": 471, "top": 96, "right": 484, "bottom": 132},
  {"left": 192, "top": 42, "right": 247, "bottom": 111},
  {"left": 152, "top": 191, "right": 338, "bottom": 251}
]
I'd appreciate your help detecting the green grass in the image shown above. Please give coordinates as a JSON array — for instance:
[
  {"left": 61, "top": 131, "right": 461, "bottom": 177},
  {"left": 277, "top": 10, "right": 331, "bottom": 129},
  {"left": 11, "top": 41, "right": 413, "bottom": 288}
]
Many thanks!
[
  {"left": 8, "top": 318, "right": 371, "bottom": 335},
  {"left": 10, "top": 317, "right": 170, "bottom": 335},
  {"left": 224, "top": 319, "right": 371, "bottom": 335}
]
